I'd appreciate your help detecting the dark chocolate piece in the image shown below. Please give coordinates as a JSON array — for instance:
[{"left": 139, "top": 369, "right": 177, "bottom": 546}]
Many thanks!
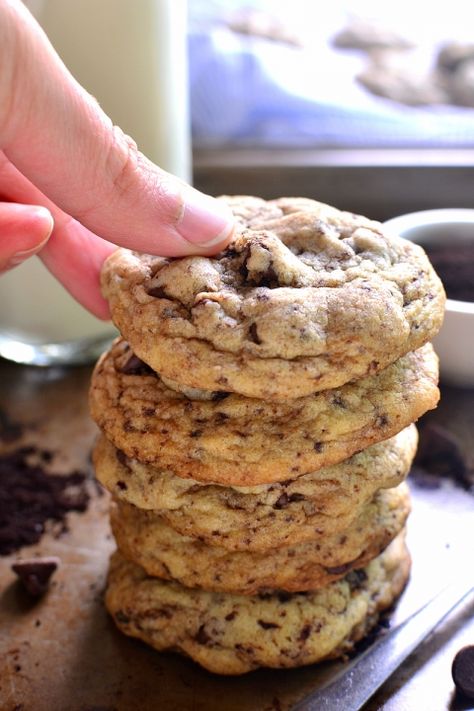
[
  {"left": 12, "top": 556, "right": 59, "bottom": 596},
  {"left": 452, "top": 645, "right": 474, "bottom": 699}
]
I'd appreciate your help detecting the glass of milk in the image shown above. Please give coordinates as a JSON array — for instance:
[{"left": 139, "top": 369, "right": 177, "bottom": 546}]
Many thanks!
[{"left": 0, "top": 0, "right": 190, "bottom": 366}]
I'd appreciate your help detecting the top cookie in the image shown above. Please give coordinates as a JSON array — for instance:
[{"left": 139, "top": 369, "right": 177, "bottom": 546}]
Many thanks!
[{"left": 101, "top": 196, "right": 445, "bottom": 400}]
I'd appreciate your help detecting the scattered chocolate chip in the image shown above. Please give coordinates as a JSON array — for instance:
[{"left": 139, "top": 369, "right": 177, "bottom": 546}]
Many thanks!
[
  {"left": 314, "top": 442, "right": 324, "bottom": 453},
  {"left": 452, "top": 646, "right": 474, "bottom": 699},
  {"left": 12, "top": 556, "right": 59, "bottom": 596},
  {"left": 119, "top": 353, "right": 154, "bottom": 376},
  {"left": 376, "top": 414, "right": 389, "bottom": 428},
  {"left": 116, "top": 481, "right": 128, "bottom": 491},
  {"left": 331, "top": 395, "right": 346, "bottom": 408},
  {"left": 190, "top": 430, "right": 203, "bottom": 438},
  {"left": 225, "top": 611, "right": 237, "bottom": 621}
]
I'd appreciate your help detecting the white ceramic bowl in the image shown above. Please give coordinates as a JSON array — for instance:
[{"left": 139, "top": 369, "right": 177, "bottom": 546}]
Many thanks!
[
  {"left": 383, "top": 209, "right": 474, "bottom": 388},
  {"left": 384, "top": 208, "right": 474, "bottom": 387}
]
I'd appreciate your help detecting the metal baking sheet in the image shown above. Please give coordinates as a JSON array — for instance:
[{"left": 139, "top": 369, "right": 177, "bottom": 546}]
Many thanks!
[{"left": 0, "top": 362, "right": 473, "bottom": 711}]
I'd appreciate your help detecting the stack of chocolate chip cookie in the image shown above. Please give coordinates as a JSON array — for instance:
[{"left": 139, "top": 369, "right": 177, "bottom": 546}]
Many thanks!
[{"left": 90, "top": 196, "right": 445, "bottom": 675}]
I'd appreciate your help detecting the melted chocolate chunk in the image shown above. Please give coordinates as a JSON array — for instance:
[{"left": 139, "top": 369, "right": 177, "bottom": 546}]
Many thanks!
[{"left": 119, "top": 353, "right": 154, "bottom": 376}]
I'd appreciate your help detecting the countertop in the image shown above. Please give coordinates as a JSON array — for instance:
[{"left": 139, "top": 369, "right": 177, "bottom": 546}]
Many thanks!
[{"left": 0, "top": 359, "right": 473, "bottom": 711}]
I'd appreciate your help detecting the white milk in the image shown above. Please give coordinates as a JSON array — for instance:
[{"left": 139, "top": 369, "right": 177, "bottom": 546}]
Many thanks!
[{"left": 0, "top": 0, "right": 190, "bottom": 364}]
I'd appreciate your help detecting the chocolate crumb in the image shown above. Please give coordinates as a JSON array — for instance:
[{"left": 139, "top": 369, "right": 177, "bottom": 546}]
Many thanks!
[
  {"left": 12, "top": 556, "right": 59, "bottom": 596},
  {"left": 0, "top": 447, "right": 91, "bottom": 555}
]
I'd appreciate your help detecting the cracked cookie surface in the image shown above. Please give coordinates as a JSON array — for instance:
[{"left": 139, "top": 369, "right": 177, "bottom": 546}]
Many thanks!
[
  {"left": 89, "top": 339, "right": 438, "bottom": 486},
  {"left": 105, "top": 531, "right": 410, "bottom": 674},
  {"left": 94, "top": 425, "right": 416, "bottom": 551},
  {"left": 101, "top": 195, "right": 445, "bottom": 400},
  {"left": 111, "top": 483, "right": 410, "bottom": 594}
]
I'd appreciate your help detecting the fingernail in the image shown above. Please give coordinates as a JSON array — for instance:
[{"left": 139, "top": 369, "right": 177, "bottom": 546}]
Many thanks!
[
  {"left": 6, "top": 207, "right": 54, "bottom": 267},
  {"left": 177, "top": 189, "right": 235, "bottom": 246}
]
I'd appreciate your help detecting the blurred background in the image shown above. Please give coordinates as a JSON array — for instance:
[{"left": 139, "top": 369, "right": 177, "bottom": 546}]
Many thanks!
[{"left": 28, "top": 0, "right": 474, "bottom": 220}]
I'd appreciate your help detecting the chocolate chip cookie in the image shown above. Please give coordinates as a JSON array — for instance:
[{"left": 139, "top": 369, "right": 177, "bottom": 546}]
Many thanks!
[
  {"left": 111, "top": 483, "right": 410, "bottom": 594},
  {"left": 94, "top": 425, "right": 417, "bottom": 551},
  {"left": 89, "top": 339, "right": 438, "bottom": 486},
  {"left": 101, "top": 196, "right": 445, "bottom": 400},
  {"left": 105, "top": 531, "right": 410, "bottom": 674}
]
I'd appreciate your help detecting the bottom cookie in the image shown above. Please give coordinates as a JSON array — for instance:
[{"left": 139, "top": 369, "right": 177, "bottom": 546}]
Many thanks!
[{"left": 105, "top": 531, "right": 410, "bottom": 675}]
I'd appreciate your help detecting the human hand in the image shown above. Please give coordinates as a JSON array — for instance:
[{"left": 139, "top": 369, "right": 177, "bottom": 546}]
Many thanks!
[{"left": 0, "top": 0, "right": 235, "bottom": 318}]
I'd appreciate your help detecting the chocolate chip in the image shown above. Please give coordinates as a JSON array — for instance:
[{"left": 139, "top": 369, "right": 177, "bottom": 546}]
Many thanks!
[
  {"left": 452, "top": 646, "right": 474, "bottom": 698},
  {"left": 346, "top": 569, "right": 368, "bottom": 590},
  {"left": 115, "top": 610, "right": 131, "bottom": 624},
  {"left": 325, "top": 562, "right": 353, "bottom": 575},
  {"left": 331, "top": 395, "right": 346, "bottom": 408},
  {"left": 119, "top": 353, "right": 155, "bottom": 376},
  {"left": 116, "top": 481, "right": 128, "bottom": 491},
  {"left": 190, "top": 430, "right": 203, "bottom": 438},
  {"left": 12, "top": 557, "right": 59, "bottom": 596},
  {"left": 195, "top": 624, "right": 212, "bottom": 645},
  {"left": 225, "top": 611, "right": 237, "bottom": 621},
  {"left": 274, "top": 493, "right": 289, "bottom": 509},
  {"left": 298, "top": 624, "right": 312, "bottom": 641},
  {"left": 211, "top": 391, "right": 230, "bottom": 401},
  {"left": 147, "top": 285, "right": 169, "bottom": 299},
  {"left": 115, "top": 450, "right": 129, "bottom": 467},
  {"left": 314, "top": 442, "right": 324, "bottom": 453},
  {"left": 258, "top": 620, "right": 280, "bottom": 630},
  {"left": 249, "top": 323, "right": 262, "bottom": 344},
  {"left": 376, "top": 414, "right": 389, "bottom": 428}
]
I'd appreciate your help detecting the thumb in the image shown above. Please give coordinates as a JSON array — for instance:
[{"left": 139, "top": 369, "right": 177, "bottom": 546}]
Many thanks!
[{"left": 0, "top": 0, "right": 234, "bottom": 257}]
